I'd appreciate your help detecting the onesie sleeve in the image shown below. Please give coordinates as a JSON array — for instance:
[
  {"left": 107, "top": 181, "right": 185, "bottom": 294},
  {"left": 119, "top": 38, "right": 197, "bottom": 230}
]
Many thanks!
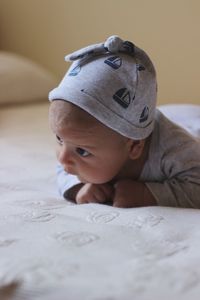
[
  {"left": 56, "top": 163, "right": 82, "bottom": 199},
  {"left": 141, "top": 110, "right": 200, "bottom": 208},
  {"left": 146, "top": 174, "right": 200, "bottom": 208},
  {"left": 144, "top": 136, "right": 200, "bottom": 208}
]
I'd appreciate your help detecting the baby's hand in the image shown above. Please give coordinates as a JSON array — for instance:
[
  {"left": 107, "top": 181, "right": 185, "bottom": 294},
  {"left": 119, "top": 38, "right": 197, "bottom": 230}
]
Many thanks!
[
  {"left": 76, "top": 183, "right": 114, "bottom": 204},
  {"left": 113, "top": 179, "right": 141, "bottom": 208},
  {"left": 113, "top": 179, "right": 157, "bottom": 208}
]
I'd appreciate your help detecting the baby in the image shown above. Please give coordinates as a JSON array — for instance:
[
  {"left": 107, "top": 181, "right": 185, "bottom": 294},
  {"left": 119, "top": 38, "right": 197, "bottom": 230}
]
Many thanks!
[{"left": 49, "top": 35, "right": 200, "bottom": 208}]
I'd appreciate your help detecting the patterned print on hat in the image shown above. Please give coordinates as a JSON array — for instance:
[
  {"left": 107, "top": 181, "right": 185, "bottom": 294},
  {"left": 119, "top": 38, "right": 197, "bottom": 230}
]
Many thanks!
[{"left": 104, "top": 56, "right": 122, "bottom": 69}]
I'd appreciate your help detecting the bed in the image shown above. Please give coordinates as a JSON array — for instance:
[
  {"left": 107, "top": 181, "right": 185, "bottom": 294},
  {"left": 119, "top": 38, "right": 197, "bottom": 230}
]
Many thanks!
[{"left": 1, "top": 52, "right": 200, "bottom": 300}]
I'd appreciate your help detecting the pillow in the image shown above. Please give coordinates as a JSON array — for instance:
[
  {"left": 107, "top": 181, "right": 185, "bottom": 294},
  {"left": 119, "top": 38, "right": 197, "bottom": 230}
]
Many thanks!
[
  {"left": 0, "top": 51, "right": 57, "bottom": 105},
  {"left": 159, "top": 104, "right": 200, "bottom": 138}
]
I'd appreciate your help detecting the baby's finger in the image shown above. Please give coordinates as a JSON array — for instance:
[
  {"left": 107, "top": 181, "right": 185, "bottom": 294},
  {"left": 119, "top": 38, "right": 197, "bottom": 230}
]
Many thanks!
[
  {"left": 88, "top": 186, "right": 109, "bottom": 203},
  {"left": 76, "top": 195, "right": 89, "bottom": 204},
  {"left": 100, "top": 184, "right": 115, "bottom": 199}
]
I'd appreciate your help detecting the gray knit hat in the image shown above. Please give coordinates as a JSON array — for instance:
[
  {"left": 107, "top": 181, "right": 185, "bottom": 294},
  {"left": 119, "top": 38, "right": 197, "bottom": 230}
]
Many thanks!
[{"left": 49, "top": 35, "right": 157, "bottom": 139}]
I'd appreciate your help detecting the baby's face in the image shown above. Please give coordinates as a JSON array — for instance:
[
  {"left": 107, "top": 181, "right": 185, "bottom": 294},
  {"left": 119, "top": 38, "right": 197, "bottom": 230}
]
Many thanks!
[{"left": 49, "top": 100, "right": 131, "bottom": 184}]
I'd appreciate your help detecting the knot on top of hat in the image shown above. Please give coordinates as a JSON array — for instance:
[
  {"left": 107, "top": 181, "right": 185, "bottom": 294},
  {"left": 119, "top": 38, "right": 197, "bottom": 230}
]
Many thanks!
[
  {"left": 65, "top": 35, "right": 135, "bottom": 63},
  {"left": 104, "top": 35, "right": 124, "bottom": 53},
  {"left": 104, "top": 35, "right": 135, "bottom": 54}
]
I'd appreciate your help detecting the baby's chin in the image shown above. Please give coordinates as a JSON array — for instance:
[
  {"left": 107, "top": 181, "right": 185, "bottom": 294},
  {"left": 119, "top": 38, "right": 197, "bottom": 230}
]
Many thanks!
[{"left": 78, "top": 175, "right": 111, "bottom": 185}]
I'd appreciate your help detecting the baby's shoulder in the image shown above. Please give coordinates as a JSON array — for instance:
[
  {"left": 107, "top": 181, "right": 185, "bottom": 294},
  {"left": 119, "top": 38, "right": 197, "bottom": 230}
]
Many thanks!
[
  {"left": 155, "top": 109, "right": 196, "bottom": 138},
  {"left": 152, "top": 109, "right": 200, "bottom": 152}
]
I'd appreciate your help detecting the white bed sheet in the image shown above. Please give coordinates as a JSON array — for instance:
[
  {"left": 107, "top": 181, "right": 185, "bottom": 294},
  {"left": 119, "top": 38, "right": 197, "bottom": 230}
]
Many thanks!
[{"left": 0, "top": 102, "right": 200, "bottom": 300}]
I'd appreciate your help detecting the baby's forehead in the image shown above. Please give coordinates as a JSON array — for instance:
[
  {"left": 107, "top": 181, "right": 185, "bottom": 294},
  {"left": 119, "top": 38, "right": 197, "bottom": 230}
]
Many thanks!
[
  {"left": 49, "top": 100, "right": 102, "bottom": 130},
  {"left": 49, "top": 100, "right": 127, "bottom": 144}
]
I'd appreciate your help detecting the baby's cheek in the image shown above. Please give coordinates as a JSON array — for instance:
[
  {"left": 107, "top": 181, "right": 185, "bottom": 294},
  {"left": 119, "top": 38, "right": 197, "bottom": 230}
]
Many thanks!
[{"left": 91, "top": 169, "right": 115, "bottom": 184}]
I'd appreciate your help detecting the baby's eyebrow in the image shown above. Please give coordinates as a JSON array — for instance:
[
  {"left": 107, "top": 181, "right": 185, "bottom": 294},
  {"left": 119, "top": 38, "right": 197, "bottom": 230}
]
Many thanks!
[
  {"left": 76, "top": 143, "right": 97, "bottom": 150},
  {"left": 58, "top": 135, "right": 98, "bottom": 149}
]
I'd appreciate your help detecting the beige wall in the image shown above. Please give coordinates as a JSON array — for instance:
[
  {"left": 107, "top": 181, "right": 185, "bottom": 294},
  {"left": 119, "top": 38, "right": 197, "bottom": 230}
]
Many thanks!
[{"left": 0, "top": 0, "right": 200, "bottom": 105}]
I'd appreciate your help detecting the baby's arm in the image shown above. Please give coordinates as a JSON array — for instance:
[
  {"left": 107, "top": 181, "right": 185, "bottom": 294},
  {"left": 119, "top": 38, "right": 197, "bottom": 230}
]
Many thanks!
[
  {"left": 56, "top": 163, "right": 157, "bottom": 207},
  {"left": 76, "top": 183, "right": 114, "bottom": 204},
  {"left": 113, "top": 179, "right": 157, "bottom": 207},
  {"left": 71, "top": 180, "right": 156, "bottom": 207}
]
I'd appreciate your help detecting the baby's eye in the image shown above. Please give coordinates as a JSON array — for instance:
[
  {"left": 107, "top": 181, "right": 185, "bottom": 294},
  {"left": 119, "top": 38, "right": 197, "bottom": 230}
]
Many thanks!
[
  {"left": 56, "top": 135, "right": 63, "bottom": 145},
  {"left": 76, "top": 147, "right": 91, "bottom": 157}
]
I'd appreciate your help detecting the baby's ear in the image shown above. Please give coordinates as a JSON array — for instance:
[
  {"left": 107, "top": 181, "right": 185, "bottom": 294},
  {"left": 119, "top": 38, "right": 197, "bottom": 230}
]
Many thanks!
[{"left": 127, "top": 139, "right": 145, "bottom": 160}]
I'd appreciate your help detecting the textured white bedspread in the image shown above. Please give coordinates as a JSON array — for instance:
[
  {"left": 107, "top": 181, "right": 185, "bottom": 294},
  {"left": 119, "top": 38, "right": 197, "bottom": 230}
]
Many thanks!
[{"left": 0, "top": 103, "right": 200, "bottom": 300}]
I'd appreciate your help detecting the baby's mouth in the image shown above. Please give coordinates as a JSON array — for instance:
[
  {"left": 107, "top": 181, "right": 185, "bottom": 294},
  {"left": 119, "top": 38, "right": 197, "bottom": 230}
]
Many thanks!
[
  {"left": 64, "top": 167, "right": 77, "bottom": 176},
  {"left": 77, "top": 175, "right": 88, "bottom": 183}
]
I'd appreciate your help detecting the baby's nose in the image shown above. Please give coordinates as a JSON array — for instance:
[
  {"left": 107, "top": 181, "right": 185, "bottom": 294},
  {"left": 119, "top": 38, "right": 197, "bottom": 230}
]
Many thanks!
[{"left": 58, "top": 145, "right": 74, "bottom": 167}]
